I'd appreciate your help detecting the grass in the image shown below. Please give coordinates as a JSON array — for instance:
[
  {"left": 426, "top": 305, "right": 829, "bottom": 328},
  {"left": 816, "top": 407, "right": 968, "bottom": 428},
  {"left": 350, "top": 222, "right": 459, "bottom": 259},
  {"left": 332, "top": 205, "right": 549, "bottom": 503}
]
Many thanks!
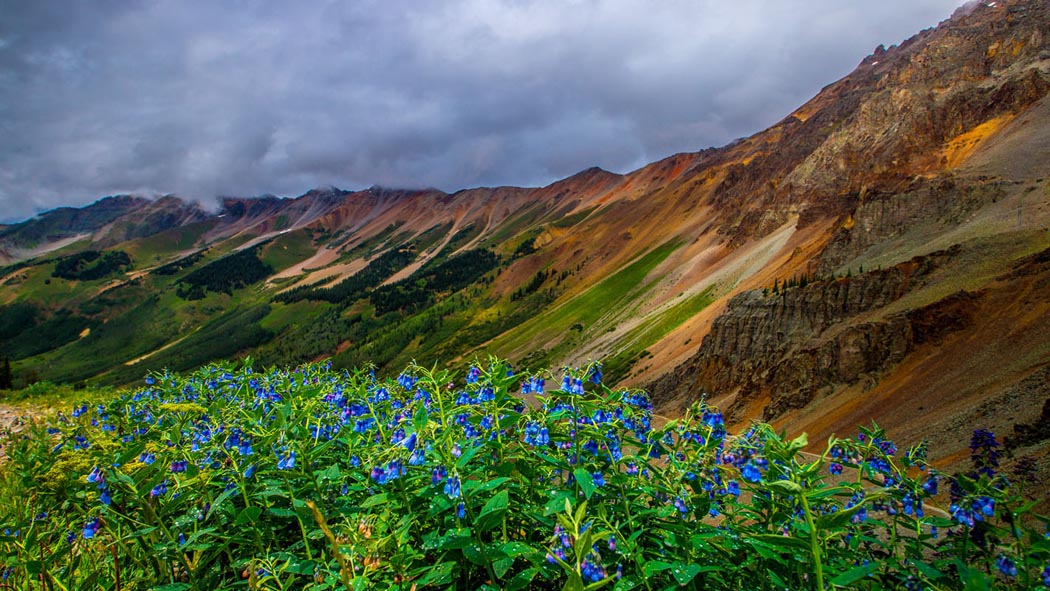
[
  {"left": 259, "top": 299, "right": 328, "bottom": 332},
  {"left": 258, "top": 228, "right": 318, "bottom": 272},
  {"left": 602, "top": 286, "right": 718, "bottom": 384},
  {"left": 490, "top": 239, "right": 683, "bottom": 356},
  {"left": 120, "top": 220, "right": 215, "bottom": 265}
]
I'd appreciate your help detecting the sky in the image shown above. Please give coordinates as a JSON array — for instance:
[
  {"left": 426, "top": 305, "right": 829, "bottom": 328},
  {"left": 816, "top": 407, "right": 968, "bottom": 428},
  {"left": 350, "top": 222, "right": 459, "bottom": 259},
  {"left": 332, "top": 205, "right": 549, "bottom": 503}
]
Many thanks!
[{"left": 0, "top": 0, "right": 966, "bottom": 223}]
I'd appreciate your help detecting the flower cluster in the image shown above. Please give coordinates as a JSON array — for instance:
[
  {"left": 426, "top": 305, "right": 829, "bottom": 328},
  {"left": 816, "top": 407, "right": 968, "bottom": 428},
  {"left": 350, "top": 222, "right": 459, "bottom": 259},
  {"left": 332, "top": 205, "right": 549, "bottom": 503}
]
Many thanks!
[{"left": 0, "top": 359, "right": 1042, "bottom": 591}]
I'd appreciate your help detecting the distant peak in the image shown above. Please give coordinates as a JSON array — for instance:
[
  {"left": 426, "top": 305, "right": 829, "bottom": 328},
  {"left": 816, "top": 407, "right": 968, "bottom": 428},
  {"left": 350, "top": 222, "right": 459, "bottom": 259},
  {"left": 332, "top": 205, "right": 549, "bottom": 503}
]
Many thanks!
[{"left": 573, "top": 166, "right": 620, "bottom": 178}]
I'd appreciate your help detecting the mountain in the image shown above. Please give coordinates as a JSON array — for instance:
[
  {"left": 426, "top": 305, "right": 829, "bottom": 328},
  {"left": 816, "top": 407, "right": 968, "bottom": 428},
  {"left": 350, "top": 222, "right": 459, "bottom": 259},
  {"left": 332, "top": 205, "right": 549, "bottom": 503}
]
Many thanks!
[{"left": 1, "top": 0, "right": 1048, "bottom": 478}]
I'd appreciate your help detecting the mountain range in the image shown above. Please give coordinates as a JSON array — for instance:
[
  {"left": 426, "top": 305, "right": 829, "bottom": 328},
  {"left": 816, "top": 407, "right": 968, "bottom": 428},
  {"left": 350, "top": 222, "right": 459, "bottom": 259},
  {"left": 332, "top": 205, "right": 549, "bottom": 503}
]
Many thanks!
[{"left": 2, "top": 0, "right": 1049, "bottom": 477}]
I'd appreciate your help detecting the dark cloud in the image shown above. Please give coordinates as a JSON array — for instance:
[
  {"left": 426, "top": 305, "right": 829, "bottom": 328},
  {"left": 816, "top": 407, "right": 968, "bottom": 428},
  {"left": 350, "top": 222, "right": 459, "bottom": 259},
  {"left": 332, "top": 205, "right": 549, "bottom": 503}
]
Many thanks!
[{"left": 0, "top": 0, "right": 963, "bottom": 221}]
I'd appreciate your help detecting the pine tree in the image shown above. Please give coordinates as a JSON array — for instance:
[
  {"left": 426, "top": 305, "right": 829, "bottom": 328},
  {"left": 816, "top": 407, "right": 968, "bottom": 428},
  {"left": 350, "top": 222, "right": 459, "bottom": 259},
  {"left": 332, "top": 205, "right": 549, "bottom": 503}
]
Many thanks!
[{"left": 0, "top": 356, "right": 12, "bottom": 390}]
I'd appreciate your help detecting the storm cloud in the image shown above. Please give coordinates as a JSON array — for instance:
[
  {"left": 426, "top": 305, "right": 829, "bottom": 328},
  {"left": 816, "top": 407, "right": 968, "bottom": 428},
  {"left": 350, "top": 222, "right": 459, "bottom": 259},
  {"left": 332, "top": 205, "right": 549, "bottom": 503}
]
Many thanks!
[{"left": 0, "top": 0, "right": 964, "bottom": 221}]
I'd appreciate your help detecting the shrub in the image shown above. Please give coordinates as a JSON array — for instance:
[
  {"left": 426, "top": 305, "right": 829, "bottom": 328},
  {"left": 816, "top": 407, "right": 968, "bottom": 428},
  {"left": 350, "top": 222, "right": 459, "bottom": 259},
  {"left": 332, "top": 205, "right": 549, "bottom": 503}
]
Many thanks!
[{"left": 0, "top": 358, "right": 1045, "bottom": 590}]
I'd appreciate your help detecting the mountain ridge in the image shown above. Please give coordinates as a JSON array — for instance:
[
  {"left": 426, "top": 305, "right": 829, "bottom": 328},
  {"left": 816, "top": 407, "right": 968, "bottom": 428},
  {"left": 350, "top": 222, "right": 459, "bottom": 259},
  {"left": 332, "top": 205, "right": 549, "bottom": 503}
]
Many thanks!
[{"left": 2, "top": 0, "right": 1049, "bottom": 479}]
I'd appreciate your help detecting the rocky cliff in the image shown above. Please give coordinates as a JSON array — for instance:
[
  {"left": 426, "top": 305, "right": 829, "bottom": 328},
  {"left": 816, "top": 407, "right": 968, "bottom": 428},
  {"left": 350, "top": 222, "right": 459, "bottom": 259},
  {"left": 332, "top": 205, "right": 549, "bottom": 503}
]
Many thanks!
[{"left": 648, "top": 247, "right": 978, "bottom": 419}]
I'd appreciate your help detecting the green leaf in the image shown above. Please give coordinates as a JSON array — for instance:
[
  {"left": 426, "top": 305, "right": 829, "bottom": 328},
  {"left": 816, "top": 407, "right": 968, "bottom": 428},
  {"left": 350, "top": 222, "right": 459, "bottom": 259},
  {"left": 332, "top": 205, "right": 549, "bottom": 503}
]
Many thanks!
[
  {"left": 498, "top": 541, "right": 537, "bottom": 558},
  {"left": 464, "top": 543, "right": 488, "bottom": 566},
  {"left": 507, "top": 567, "right": 540, "bottom": 591},
  {"left": 748, "top": 534, "right": 810, "bottom": 551},
  {"left": 544, "top": 491, "right": 574, "bottom": 516},
  {"left": 235, "top": 506, "right": 263, "bottom": 526},
  {"left": 953, "top": 559, "right": 992, "bottom": 591},
  {"left": 562, "top": 570, "right": 586, "bottom": 591},
  {"left": 469, "top": 477, "right": 510, "bottom": 495},
  {"left": 642, "top": 560, "right": 673, "bottom": 576},
  {"left": 494, "top": 556, "right": 515, "bottom": 579},
  {"left": 477, "top": 490, "right": 510, "bottom": 533},
  {"left": 428, "top": 495, "right": 454, "bottom": 517},
  {"left": 360, "top": 493, "right": 389, "bottom": 508},
  {"left": 787, "top": 433, "right": 809, "bottom": 453},
  {"left": 912, "top": 560, "right": 946, "bottom": 582},
  {"left": 574, "top": 467, "right": 596, "bottom": 499},
  {"left": 424, "top": 528, "right": 473, "bottom": 551},
  {"left": 413, "top": 405, "right": 429, "bottom": 432},
  {"left": 266, "top": 507, "right": 297, "bottom": 518},
  {"left": 767, "top": 568, "right": 788, "bottom": 588},
  {"left": 815, "top": 504, "right": 865, "bottom": 531},
  {"left": 284, "top": 559, "right": 317, "bottom": 575},
  {"left": 829, "top": 562, "right": 878, "bottom": 587},
  {"left": 456, "top": 443, "right": 482, "bottom": 468},
  {"left": 670, "top": 562, "right": 711, "bottom": 586},
  {"left": 417, "top": 561, "right": 456, "bottom": 587},
  {"left": 765, "top": 480, "right": 803, "bottom": 495}
]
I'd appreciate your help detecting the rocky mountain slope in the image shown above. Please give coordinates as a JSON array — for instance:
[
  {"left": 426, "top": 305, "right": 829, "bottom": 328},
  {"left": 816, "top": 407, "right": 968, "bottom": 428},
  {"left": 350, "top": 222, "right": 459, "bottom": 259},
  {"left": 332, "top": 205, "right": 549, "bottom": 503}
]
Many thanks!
[{"left": 2, "top": 0, "right": 1048, "bottom": 476}]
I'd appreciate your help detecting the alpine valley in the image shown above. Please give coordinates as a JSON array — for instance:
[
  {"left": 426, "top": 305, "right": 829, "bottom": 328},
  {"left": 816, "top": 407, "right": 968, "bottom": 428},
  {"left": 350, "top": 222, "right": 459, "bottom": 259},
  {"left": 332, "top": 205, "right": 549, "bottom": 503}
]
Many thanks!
[{"left": 3, "top": 0, "right": 1050, "bottom": 478}]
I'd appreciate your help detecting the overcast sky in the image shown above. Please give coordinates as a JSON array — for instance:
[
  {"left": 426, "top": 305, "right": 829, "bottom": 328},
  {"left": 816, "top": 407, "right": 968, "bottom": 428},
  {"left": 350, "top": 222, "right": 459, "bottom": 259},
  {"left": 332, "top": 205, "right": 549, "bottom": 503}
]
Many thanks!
[{"left": 0, "top": 0, "right": 965, "bottom": 222}]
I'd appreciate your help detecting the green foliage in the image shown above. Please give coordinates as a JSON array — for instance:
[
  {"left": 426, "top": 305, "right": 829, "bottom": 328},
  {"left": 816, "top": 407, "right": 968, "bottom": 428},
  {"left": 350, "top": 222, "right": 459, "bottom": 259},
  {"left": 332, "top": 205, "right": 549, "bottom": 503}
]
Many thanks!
[
  {"left": 511, "top": 268, "right": 552, "bottom": 301},
  {"left": 512, "top": 238, "right": 538, "bottom": 258},
  {"left": 1, "top": 309, "right": 96, "bottom": 360},
  {"left": 259, "top": 229, "right": 319, "bottom": 272},
  {"left": 0, "top": 358, "right": 1044, "bottom": 590},
  {"left": 106, "top": 305, "right": 274, "bottom": 382},
  {"left": 52, "top": 250, "right": 132, "bottom": 281},
  {"left": 0, "top": 303, "right": 38, "bottom": 342},
  {"left": 151, "top": 251, "right": 206, "bottom": 276},
  {"left": 371, "top": 249, "right": 500, "bottom": 315},
  {"left": 176, "top": 247, "right": 273, "bottom": 300},
  {"left": 276, "top": 245, "right": 416, "bottom": 305},
  {"left": 493, "top": 240, "right": 681, "bottom": 355},
  {"left": 444, "top": 222, "right": 484, "bottom": 253},
  {"left": 252, "top": 306, "right": 357, "bottom": 367},
  {"left": 0, "top": 356, "right": 11, "bottom": 390}
]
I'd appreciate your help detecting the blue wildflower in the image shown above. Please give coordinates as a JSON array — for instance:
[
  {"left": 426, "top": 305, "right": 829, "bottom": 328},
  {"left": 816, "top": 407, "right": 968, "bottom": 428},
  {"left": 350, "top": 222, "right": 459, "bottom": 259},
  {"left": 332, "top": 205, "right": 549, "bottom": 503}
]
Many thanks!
[
  {"left": 922, "top": 475, "right": 938, "bottom": 495},
  {"left": 83, "top": 517, "right": 101, "bottom": 539},
  {"left": 397, "top": 373, "right": 417, "bottom": 390},
  {"left": 581, "top": 555, "right": 606, "bottom": 582},
  {"left": 973, "top": 495, "right": 995, "bottom": 518},
  {"left": 673, "top": 496, "right": 688, "bottom": 515},
  {"left": 741, "top": 461, "right": 762, "bottom": 483},
  {"left": 523, "top": 422, "right": 550, "bottom": 446},
  {"left": 444, "top": 476, "right": 461, "bottom": 498},
  {"left": 408, "top": 448, "right": 426, "bottom": 466},
  {"left": 996, "top": 555, "right": 1017, "bottom": 577},
  {"left": 277, "top": 451, "right": 296, "bottom": 470},
  {"left": 588, "top": 364, "right": 603, "bottom": 385},
  {"left": 400, "top": 431, "right": 417, "bottom": 451},
  {"left": 726, "top": 481, "right": 741, "bottom": 497}
]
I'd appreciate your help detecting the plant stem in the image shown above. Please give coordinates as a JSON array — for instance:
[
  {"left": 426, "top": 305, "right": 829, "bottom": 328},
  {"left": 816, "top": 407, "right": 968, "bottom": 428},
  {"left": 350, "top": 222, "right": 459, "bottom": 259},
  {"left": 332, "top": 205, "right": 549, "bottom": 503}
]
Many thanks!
[{"left": 799, "top": 492, "right": 825, "bottom": 591}]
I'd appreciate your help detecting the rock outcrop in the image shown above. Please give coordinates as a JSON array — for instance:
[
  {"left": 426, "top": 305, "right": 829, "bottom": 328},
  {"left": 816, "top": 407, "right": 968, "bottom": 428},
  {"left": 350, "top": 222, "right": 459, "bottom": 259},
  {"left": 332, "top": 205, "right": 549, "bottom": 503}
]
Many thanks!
[{"left": 648, "top": 247, "right": 982, "bottom": 420}]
